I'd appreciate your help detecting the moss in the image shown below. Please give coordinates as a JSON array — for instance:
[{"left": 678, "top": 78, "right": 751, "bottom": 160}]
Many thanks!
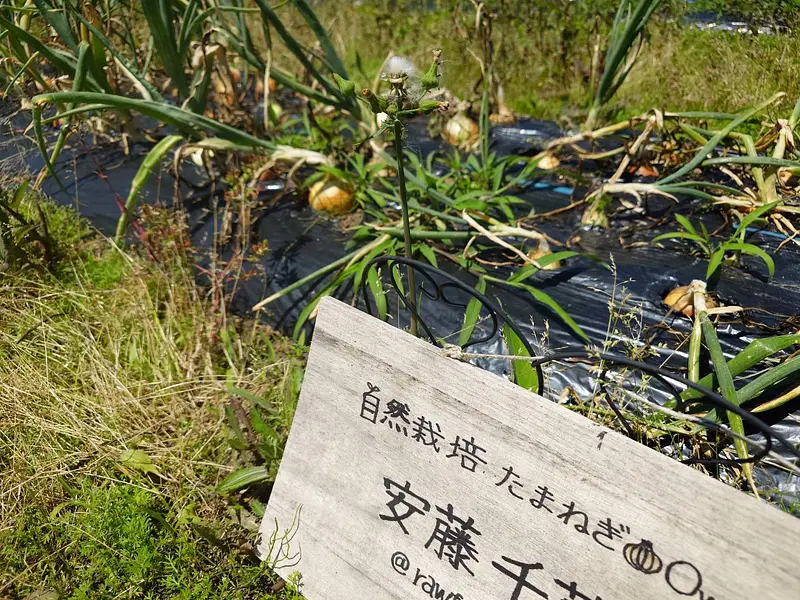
[
  {"left": 0, "top": 483, "right": 287, "bottom": 600},
  {"left": 82, "top": 250, "right": 128, "bottom": 289}
]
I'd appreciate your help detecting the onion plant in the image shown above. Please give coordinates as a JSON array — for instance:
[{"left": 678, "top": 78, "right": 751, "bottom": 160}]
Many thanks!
[
  {"left": 215, "top": 0, "right": 362, "bottom": 118},
  {"left": 252, "top": 53, "right": 590, "bottom": 344},
  {"left": 585, "top": 0, "right": 662, "bottom": 130},
  {"left": 668, "top": 281, "right": 800, "bottom": 495},
  {"left": 582, "top": 94, "right": 800, "bottom": 262},
  {"left": 651, "top": 203, "right": 778, "bottom": 280},
  {"left": 6, "top": 0, "right": 333, "bottom": 241}
]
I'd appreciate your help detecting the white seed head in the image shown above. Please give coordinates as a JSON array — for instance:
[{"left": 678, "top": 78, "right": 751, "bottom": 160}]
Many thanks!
[{"left": 381, "top": 56, "right": 419, "bottom": 79}]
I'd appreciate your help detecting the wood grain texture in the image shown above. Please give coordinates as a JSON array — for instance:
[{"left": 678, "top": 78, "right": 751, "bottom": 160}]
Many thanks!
[{"left": 258, "top": 297, "right": 800, "bottom": 600}]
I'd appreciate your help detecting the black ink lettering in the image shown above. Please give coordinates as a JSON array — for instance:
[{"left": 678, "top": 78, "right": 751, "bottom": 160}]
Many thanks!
[
  {"left": 554, "top": 578, "right": 602, "bottom": 600},
  {"left": 380, "top": 477, "right": 430, "bottom": 534},
  {"left": 412, "top": 415, "right": 445, "bottom": 452},
  {"left": 592, "top": 518, "right": 629, "bottom": 551},
  {"left": 492, "top": 556, "right": 548, "bottom": 600},
  {"left": 665, "top": 561, "right": 704, "bottom": 597},
  {"left": 361, "top": 382, "right": 381, "bottom": 423},
  {"left": 432, "top": 582, "right": 448, "bottom": 600},
  {"left": 421, "top": 576, "right": 435, "bottom": 595},
  {"left": 496, "top": 466, "right": 525, "bottom": 500},
  {"left": 529, "top": 485, "right": 555, "bottom": 512},
  {"left": 425, "top": 503, "right": 482, "bottom": 576},
  {"left": 622, "top": 539, "right": 663, "bottom": 574},
  {"left": 409, "top": 567, "right": 464, "bottom": 600},
  {"left": 446, "top": 435, "right": 487, "bottom": 472},
  {"left": 380, "top": 399, "right": 411, "bottom": 436},
  {"left": 556, "top": 501, "right": 589, "bottom": 534}
]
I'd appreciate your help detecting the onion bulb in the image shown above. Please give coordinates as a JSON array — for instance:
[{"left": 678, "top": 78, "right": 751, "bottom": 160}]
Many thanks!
[{"left": 308, "top": 179, "right": 354, "bottom": 214}]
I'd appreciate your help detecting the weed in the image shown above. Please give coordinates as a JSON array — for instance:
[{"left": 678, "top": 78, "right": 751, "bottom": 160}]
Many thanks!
[
  {"left": 585, "top": 0, "right": 662, "bottom": 129},
  {"left": 652, "top": 204, "right": 778, "bottom": 279}
]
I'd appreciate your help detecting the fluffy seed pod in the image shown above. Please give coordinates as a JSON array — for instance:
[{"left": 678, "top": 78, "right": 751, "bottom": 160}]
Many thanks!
[
  {"left": 623, "top": 539, "right": 663, "bottom": 575},
  {"left": 308, "top": 179, "right": 354, "bottom": 214}
]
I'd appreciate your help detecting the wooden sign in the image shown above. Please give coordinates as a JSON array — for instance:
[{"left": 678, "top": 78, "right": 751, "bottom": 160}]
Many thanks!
[{"left": 258, "top": 297, "right": 800, "bottom": 600}]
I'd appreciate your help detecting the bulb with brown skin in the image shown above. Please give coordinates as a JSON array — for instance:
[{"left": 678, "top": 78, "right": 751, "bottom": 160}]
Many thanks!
[{"left": 308, "top": 178, "right": 354, "bottom": 214}]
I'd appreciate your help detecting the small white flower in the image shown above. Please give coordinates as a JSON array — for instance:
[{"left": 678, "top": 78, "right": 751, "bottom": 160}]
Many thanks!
[{"left": 381, "top": 56, "right": 418, "bottom": 79}]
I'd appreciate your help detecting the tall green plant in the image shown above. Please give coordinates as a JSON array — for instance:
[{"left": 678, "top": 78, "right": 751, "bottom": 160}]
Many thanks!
[
  {"left": 585, "top": 0, "right": 661, "bottom": 129},
  {"left": 328, "top": 52, "right": 446, "bottom": 336},
  {"left": 217, "top": 0, "right": 361, "bottom": 116},
  {"left": 141, "top": 0, "right": 213, "bottom": 112}
]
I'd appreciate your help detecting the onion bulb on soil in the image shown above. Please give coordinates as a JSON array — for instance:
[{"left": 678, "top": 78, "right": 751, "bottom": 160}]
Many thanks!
[
  {"left": 308, "top": 178, "right": 354, "bottom": 214},
  {"left": 538, "top": 153, "right": 560, "bottom": 170},
  {"left": 444, "top": 111, "right": 479, "bottom": 149},
  {"left": 663, "top": 284, "right": 716, "bottom": 317},
  {"left": 527, "top": 237, "right": 561, "bottom": 270},
  {"left": 488, "top": 84, "right": 515, "bottom": 125}
]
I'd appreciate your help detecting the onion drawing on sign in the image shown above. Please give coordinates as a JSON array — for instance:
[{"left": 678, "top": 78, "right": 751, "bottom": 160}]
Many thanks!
[
  {"left": 622, "top": 539, "right": 663, "bottom": 575},
  {"left": 665, "top": 561, "right": 706, "bottom": 597}
]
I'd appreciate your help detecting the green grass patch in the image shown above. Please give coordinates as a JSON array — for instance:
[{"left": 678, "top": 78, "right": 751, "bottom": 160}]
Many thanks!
[
  {"left": 0, "top": 191, "right": 306, "bottom": 599},
  {"left": 297, "top": 3, "right": 800, "bottom": 124}
]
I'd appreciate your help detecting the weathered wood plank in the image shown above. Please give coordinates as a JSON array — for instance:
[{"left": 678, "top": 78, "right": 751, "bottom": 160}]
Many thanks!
[{"left": 259, "top": 297, "right": 800, "bottom": 600}]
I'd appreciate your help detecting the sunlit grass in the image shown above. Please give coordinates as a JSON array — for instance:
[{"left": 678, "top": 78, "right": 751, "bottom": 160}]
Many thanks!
[{"left": 0, "top": 194, "right": 304, "bottom": 598}]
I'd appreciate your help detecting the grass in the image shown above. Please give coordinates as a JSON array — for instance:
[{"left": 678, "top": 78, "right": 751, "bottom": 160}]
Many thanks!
[
  {"left": 298, "top": 3, "right": 800, "bottom": 123},
  {"left": 619, "top": 26, "right": 800, "bottom": 116},
  {"left": 0, "top": 191, "right": 306, "bottom": 599}
]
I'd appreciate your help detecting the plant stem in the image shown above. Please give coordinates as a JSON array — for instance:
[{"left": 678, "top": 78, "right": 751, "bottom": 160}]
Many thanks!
[
  {"left": 251, "top": 247, "right": 361, "bottom": 311},
  {"left": 373, "top": 227, "right": 472, "bottom": 240},
  {"left": 584, "top": 105, "right": 600, "bottom": 131},
  {"left": 393, "top": 119, "right": 417, "bottom": 337},
  {"left": 688, "top": 280, "right": 706, "bottom": 383},
  {"left": 699, "top": 309, "right": 759, "bottom": 498}
]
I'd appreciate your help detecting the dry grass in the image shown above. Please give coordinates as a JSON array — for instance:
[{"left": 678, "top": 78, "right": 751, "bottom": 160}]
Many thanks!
[
  {"left": 283, "top": 4, "right": 800, "bottom": 123},
  {"left": 0, "top": 197, "right": 304, "bottom": 596},
  {"left": 620, "top": 26, "right": 800, "bottom": 116},
  {"left": 0, "top": 249, "right": 298, "bottom": 521}
]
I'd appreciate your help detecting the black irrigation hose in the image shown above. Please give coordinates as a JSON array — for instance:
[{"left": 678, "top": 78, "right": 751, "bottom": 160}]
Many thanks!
[
  {"left": 530, "top": 351, "right": 800, "bottom": 466},
  {"left": 363, "top": 255, "right": 545, "bottom": 387},
  {"left": 362, "top": 256, "right": 800, "bottom": 469}
]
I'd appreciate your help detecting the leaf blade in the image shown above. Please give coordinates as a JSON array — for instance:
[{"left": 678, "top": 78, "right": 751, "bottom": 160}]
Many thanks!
[{"left": 217, "top": 466, "right": 272, "bottom": 493}]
